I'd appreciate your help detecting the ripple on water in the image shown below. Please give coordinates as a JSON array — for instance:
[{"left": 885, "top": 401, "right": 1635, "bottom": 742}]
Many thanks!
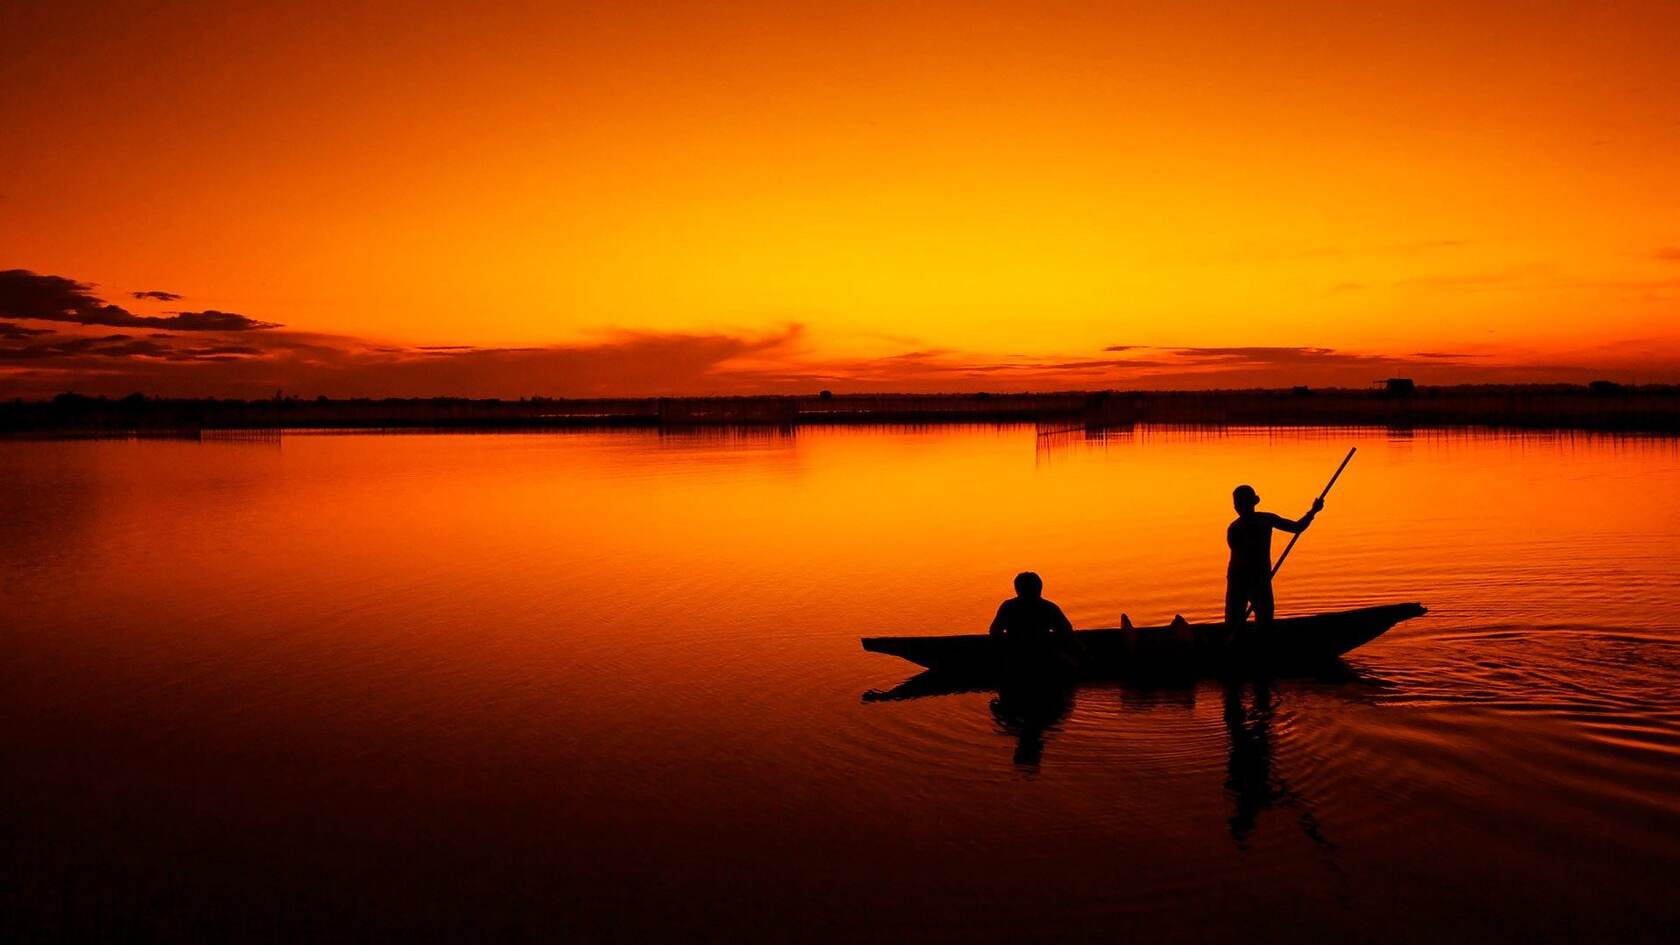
[{"left": 840, "top": 621, "right": 1680, "bottom": 883}]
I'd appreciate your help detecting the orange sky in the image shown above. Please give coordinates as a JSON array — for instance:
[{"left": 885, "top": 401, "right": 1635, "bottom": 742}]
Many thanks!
[{"left": 2, "top": 1, "right": 1678, "bottom": 397}]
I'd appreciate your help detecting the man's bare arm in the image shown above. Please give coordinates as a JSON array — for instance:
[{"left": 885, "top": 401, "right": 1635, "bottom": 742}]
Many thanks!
[{"left": 1274, "top": 497, "right": 1326, "bottom": 534}]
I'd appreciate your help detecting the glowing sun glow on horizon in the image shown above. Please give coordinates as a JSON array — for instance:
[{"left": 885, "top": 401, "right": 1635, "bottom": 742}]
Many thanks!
[{"left": 2, "top": 1, "right": 1678, "bottom": 396}]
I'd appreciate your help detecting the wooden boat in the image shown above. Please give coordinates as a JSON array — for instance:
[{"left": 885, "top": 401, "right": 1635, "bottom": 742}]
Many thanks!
[{"left": 861, "top": 602, "right": 1426, "bottom": 678}]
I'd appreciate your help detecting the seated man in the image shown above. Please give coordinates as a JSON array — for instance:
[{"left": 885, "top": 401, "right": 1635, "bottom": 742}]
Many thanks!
[{"left": 989, "top": 571, "right": 1074, "bottom": 666}]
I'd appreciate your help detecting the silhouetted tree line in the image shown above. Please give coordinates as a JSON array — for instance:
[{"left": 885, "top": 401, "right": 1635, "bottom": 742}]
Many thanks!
[{"left": 3, "top": 385, "right": 1677, "bottom": 434}]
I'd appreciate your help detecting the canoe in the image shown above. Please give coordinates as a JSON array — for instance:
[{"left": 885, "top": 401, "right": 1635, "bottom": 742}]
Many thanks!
[{"left": 861, "top": 602, "right": 1426, "bottom": 678}]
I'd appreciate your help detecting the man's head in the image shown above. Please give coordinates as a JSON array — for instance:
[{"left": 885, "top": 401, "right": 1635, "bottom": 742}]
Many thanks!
[
  {"left": 1013, "top": 571, "right": 1044, "bottom": 598},
  {"left": 1233, "top": 484, "right": 1260, "bottom": 513}
]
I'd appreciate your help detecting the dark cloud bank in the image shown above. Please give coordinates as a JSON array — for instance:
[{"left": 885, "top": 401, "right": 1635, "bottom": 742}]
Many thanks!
[
  {"left": 1, "top": 270, "right": 276, "bottom": 332},
  {"left": 0, "top": 267, "right": 815, "bottom": 397},
  {"left": 1, "top": 268, "right": 1671, "bottom": 399}
]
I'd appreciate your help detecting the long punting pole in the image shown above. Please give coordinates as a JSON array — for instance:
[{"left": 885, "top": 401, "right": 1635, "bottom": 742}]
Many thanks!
[
  {"left": 1269, "top": 446, "right": 1357, "bottom": 581},
  {"left": 1244, "top": 447, "right": 1357, "bottom": 618}
]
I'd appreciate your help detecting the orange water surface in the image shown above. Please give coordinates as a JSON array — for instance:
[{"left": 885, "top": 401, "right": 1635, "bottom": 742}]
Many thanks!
[{"left": 3, "top": 425, "right": 1677, "bottom": 942}]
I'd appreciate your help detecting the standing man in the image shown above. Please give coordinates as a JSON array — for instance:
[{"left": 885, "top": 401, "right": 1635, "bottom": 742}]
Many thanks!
[{"left": 1226, "top": 485, "right": 1323, "bottom": 625}]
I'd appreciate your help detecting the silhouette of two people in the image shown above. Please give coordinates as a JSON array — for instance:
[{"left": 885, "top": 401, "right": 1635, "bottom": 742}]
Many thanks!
[
  {"left": 982, "top": 482, "right": 1324, "bottom": 766},
  {"left": 1226, "top": 484, "right": 1323, "bottom": 626},
  {"left": 992, "top": 480, "right": 1326, "bottom": 645}
]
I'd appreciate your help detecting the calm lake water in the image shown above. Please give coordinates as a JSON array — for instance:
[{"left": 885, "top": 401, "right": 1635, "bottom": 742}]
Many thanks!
[{"left": 4, "top": 425, "right": 1679, "bottom": 943}]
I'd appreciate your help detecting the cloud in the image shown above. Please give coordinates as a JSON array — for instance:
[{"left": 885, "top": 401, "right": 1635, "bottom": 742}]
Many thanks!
[
  {"left": 0, "top": 270, "right": 277, "bottom": 331},
  {"left": 0, "top": 322, "right": 811, "bottom": 399},
  {"left": 0, "top": 332, "right": 263, "bottom": 363},
  {"left": 734, "top": 343, "right": 1660, "bottom": 393},
  {"left": 1067, "top": 344, "right": 1489, "bottom": 388},
  {"left": 4, "top": 325, "right": 1674, "bottom": 398},
  {"left": 131, "top": 289, "right": 183, "bottom": 301},
  {"left": 1117, "top": 345, "right": 1474, "bottom": 368},
  {"left": 1055, "top": 344, "right": 1638, "bottom": 390},
  {"left": 0, "top": 321, "right": 53, "bottom": 340},
  {"left": 152, "top": 309, "right": 278, "bottom": 331},
  {"left": 712, "top": 344, "right": 1526, "bottom": 394},
  {"left": 3, "top": 268, "right": 1676, "bottom": 399}
]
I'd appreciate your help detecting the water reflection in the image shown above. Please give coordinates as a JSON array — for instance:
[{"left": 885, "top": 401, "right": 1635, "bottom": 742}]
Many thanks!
[
  {"left": 869, "top": 666, "right": 1371, "bottom": 848},
  {"left": 7, "top": 427, "right": 1680, "bottom": 941},
  {"left": 862, "top": 671, "right": 982, "bottom": 703},
  {"left": 1222, "top": 676, "right": 1335, "bottom": 852},
  {"left": 864, "top": 673, "right": 1079, "bottom": 768},
  {"left": 989, "top": 679, "right": 1076, "bottom": 771}
]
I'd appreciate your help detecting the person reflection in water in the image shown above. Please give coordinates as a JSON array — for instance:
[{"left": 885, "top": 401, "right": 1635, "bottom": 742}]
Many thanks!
[
  {"left": 991, "top": 682, "right": 1075, "bottom": 771},
  {"left": 1223, "top": 677, "right": 1276, "bottom": 845},
  {"left": 1226, "top": 485, "right": 1324, "bottom": 626},
  {"left": 1222, "top": 677, "right": 1335, "bottom": 851},
  {"left": 989, "top": 571, "right": 1074, "bottom": 668}
]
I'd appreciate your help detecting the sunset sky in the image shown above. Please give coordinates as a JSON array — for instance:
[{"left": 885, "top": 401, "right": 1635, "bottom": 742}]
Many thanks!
[{"left": 3, "top": 0, "right": 1678, "bottom": 397}]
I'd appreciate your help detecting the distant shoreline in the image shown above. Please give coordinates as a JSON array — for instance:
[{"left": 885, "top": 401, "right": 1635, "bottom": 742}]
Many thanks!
[{"left": 4, "top": 383, "right": 1679, "bottom": 435}]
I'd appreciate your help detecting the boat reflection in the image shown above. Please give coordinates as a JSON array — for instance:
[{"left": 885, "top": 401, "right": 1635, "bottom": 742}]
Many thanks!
[
  {"left": 863, "top": 671, "right": 1076, "bottom": 770},
  {"left": 866, "top": 663, "right": 1375, "bottom": 846}
]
